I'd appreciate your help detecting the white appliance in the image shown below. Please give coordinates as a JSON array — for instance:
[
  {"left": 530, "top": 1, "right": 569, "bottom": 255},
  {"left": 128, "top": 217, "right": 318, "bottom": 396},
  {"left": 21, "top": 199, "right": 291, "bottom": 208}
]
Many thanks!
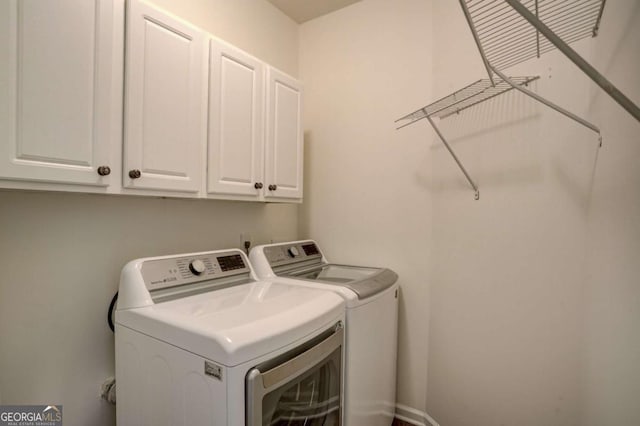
[
  {"left": 115, "top": 248, "right": 346, "bottom": 426},
  {"left": 249, "top": 240, "right": 399, "bottom": 426}
]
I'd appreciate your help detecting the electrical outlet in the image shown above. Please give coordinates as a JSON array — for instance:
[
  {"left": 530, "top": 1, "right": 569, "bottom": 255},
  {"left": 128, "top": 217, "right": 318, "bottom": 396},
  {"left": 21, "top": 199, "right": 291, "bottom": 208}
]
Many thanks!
[{"left": 240, "top": 233, "right": 252, "bottom": 254}]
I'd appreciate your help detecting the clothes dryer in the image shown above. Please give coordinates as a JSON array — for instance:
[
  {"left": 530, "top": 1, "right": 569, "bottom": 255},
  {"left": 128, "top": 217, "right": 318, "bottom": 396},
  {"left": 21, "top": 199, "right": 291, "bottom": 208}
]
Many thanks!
[
  {"left": 115, "top": 248, "right": 345, "bottom": 426},
  {"left": 250, "top": 240, "right": 399, "bottom": 426}
]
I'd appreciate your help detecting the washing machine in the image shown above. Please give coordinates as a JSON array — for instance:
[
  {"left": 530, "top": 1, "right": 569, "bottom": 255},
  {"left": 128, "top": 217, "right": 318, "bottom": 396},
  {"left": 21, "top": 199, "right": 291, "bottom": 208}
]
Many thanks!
[
  {"left": 249, "top": 240, "right": 399, "bottom": 426},
  {"left": 115, "top": 248, "right": 346, "bottom": 426}
]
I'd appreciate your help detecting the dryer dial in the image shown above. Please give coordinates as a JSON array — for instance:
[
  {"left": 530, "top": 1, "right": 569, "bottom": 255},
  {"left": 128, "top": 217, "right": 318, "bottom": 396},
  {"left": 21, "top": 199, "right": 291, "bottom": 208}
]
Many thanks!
[
  {"left": 287, "top": 247, "right": 299, "bottom": 258},
  {"left": 189, "top": 259, "right": 206, "bottom": 275}
]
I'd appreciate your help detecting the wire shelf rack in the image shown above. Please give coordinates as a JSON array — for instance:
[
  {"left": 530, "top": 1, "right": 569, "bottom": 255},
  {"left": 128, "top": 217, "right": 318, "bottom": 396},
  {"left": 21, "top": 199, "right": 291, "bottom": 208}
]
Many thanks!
[
  {"left": 395, "top": 75, "right": 539, "bottom": 129},
  {"left": 395, "top": 75, "right": 538, "bottom": 201},
  {"left": 460, "top": 0, "right": 639, "bottom": 122},
  {"left": 463, "top": 0, "right": 606, "bottom": 74},
  {"left": 394, "top": 0, "right": 637, "bottom": 201}
]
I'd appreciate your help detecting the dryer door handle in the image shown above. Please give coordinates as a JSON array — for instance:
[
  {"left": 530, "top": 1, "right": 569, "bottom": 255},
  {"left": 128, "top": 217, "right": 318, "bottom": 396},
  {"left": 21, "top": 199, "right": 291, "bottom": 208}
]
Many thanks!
[
  {"left": 245, "top": 323, "right": 344, "bottom": 426},
  {"left": 261, "top": 324, "right": 342, "bottom": 389}
]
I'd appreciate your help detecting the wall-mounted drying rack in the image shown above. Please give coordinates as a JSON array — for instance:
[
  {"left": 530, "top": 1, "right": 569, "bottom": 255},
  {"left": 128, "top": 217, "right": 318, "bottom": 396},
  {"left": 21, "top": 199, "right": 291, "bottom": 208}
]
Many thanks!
[
  {"left": 395, "top": 76, "right": 539, "bottom": 200},
  {"left": 459, "top": 0, "right": 640, "bottom": 126},
  {"left": 396, "top": 0, "right": 640, "bottom": 200}
]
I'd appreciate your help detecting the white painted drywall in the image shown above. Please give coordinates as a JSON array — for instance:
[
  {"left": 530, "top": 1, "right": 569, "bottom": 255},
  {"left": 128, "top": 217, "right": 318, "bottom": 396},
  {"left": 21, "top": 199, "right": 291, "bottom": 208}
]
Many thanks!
[
  {"left": 579, "top": 2, "right": 640, "bottom": 424},
  {"left": 0, "top": 0, "right": 299, "bottom": 425},
  {"left": 427, "top": 1, "right": 640, "bottom": 425},
  {"left": 299, "top": 0, "right": 434, "bottom": 412},
  {"left": 299, "top": 0, "right": 639, "bottom": 424}
]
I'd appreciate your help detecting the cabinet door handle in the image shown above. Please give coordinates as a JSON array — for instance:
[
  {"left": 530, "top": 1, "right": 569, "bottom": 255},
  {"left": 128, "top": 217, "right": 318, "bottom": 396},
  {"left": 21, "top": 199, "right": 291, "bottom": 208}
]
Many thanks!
[
  {"left": 268, "top": 184, "right": 277, "bottom": 191},
  {"left": 254, "top": 182, "right": 263, "bottom": 189},
  {"left": 97, "top": 166, "right": 111, "bottom": 176},
  {"left": 128, "top": 169, "right": 142, "bottom": 179}
]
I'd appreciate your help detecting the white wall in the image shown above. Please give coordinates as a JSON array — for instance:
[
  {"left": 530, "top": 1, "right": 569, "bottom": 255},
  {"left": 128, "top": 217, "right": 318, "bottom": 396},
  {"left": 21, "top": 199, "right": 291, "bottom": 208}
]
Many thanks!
[
  {"left": 0, "top": 1, "right": 299, "bottom": 425},
  {"left": 580, "top": 2, "right": 640, "bottom": 424},
  {"left": 300, "top": 0, "right": 640, "bottom": 425},
  {"left": 427, "top": 1, "right": 640, "bottom": 426},
  {"left": 299, "top": 0, "right": 434, "bottom": 413}
]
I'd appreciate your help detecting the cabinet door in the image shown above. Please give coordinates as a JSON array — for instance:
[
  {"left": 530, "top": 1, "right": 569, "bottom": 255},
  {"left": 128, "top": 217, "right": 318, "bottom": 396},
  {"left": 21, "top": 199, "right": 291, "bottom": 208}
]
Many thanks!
[
  {"left": 265, "top": 68, "right": 303, "bottom": 200},
  {"left": 0, "top": 0, "right": 121, "bottom": 186},
  {"left": 123, "top": 0, "right": 206, "bottom": 193},
  {"left": 208, "top": 39, "right": 264, "bottom": 197}
]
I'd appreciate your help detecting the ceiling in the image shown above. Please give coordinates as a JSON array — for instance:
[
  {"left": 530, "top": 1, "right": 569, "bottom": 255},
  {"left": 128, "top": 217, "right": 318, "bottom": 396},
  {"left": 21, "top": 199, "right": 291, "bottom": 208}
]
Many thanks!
[{"left": 266, "top": 0, "right": 362, "bottom": 23}]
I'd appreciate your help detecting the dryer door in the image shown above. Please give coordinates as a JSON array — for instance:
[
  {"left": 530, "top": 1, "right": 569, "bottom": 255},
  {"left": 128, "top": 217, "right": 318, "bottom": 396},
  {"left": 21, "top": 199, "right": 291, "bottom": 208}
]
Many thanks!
[{"left": 246, "top": 323, "right": 343, "bottom": 426}]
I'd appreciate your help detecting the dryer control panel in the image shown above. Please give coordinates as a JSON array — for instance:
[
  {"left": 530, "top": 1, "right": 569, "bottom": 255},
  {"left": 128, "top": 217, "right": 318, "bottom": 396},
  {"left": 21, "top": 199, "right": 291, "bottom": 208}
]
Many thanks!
[{"left": 140, "top": 250, "right": 250, "bottom": 292}]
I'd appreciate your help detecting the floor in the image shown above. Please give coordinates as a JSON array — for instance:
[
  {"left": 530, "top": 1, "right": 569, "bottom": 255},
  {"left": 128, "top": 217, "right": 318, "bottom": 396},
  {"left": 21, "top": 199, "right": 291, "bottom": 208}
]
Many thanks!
[{"left": 392, "top": 419, "right": 414, "bottom": 426}]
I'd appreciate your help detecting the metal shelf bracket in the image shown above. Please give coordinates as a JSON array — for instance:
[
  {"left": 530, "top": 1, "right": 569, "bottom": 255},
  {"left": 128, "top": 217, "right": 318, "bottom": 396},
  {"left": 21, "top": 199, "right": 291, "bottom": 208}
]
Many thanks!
[
  {"left": 395, "top": 75, "right": 540, "bottom": 200},
  {"left": 426, "top": 116, "right": 480, "bottom": 200}
]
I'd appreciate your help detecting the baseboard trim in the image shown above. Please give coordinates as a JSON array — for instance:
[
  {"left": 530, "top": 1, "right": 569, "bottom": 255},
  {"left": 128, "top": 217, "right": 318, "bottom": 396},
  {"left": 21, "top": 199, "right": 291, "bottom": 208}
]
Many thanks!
[{"left": 395, "top": 404, "right": 440, "bottom": 426}]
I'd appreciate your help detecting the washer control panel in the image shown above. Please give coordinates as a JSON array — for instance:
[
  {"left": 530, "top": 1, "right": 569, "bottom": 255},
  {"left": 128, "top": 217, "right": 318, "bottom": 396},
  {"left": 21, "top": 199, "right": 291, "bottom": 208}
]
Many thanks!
[
  {"left": 264, "top": 241, "right": 323, "bottom": 268},
  {"left": 140, "top": 251, "right": 250, "bottom": 291}
]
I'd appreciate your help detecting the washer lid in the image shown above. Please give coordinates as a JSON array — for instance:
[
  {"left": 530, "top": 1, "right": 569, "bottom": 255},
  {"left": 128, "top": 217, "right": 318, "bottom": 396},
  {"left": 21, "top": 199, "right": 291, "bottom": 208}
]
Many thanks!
[
  {"left": 281, "top": 264, "right": 399, "bottom": 300},
  {"left": 249, "top": 240, "right": 399, "bottom": 300},
  {"left": 116, "top": 280, "right": 344, "bottom": 366}
]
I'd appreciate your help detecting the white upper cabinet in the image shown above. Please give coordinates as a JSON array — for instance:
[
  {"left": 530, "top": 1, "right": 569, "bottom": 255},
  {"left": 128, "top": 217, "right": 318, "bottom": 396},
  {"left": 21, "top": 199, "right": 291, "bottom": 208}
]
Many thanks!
[
  {"left": 264, "top": 68, "right": 303, "bottom": 200},
  {"left": 0, "top": 0, "right": 122, "bottom": 186},
  {"left": 0, "top": 0, "right": 302, "bottom": 202},
  {"left": 208, "top": 39, "right": 264, "bottom": 198},
  {"left": 123, "top": 0, "right": 206, "bottom": 193}
]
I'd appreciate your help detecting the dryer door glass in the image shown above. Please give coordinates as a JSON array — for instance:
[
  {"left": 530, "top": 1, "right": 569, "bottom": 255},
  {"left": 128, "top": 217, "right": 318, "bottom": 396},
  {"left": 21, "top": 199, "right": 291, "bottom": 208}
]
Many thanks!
[
  {"left": 262, "top": 347, "right": 341, "bottom": 425},
  {"left": 246, "top": 325, "right": 343, "bottom": 426}
]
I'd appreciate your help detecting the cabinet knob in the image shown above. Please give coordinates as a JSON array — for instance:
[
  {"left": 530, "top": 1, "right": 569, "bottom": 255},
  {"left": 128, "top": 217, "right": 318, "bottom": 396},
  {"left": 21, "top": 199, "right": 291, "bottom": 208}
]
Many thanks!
[
  {"left": 128, "top": 169, "right": 142, "bottom": 179},
  {"left": 254, "top": 182, "right": 263, "bottom": 189},
  {"left": 97, "top": 166, "right": 111, "bottom": 176},
  {"left": 268, "top": 184, "right": 277, "bottom": 191}
]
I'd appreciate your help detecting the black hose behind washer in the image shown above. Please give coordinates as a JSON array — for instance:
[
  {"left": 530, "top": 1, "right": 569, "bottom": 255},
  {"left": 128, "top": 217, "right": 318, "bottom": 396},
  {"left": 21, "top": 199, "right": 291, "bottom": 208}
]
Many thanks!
[{"left": 108, "top": 291, "right": 118, "bottom": 333}]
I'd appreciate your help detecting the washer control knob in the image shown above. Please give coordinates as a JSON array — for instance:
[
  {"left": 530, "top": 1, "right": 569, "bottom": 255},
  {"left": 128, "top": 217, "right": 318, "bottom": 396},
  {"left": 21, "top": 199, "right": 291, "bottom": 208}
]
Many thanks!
[
  {"left": 287, "top": 247, "right": 299, "bottom": 258},
  {"left": 189, "top": 259, "right": 206, "bottom": 275}
]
